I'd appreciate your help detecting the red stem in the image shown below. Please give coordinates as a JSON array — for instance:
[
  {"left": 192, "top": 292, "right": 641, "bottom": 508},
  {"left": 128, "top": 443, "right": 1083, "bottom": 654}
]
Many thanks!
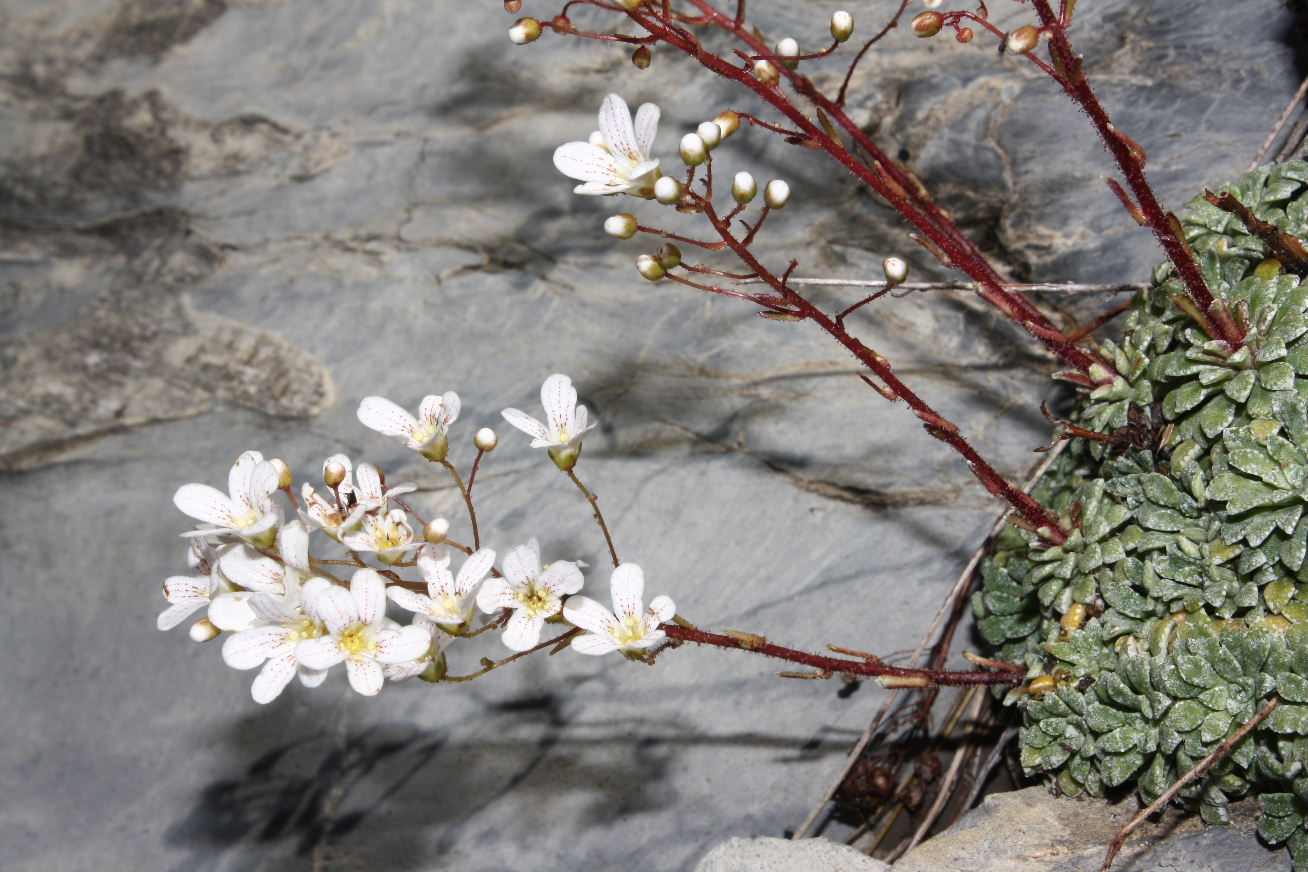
[
  {"left": 662, "top": 624, "right": 1026, "bottom": 686},
  {"left": 1026, "top": 0, "right": 1241, "bottom": 349}
]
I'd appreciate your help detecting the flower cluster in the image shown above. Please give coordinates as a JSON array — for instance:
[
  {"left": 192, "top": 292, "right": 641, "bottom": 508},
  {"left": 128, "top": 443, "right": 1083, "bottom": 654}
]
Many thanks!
[{"left": 160, "top": 375, "right": 674, "bottom": 703}]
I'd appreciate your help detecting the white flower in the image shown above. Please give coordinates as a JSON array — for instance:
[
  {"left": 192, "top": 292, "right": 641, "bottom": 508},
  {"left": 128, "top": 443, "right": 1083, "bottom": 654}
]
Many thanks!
[
  {"left": 209, "top": 521, "right": 315, "bottom": 632},
  {"left": 563, "top": 563, "right": 675, "bottom": 655},
  {"left": 340, "top": 507, "right": 417, "bottom": 565},
  {"left": 173, "top": 450, "right": 283, "bottom": 545},
  {"left": 553, "top": 93, "right": 661, "bottom": 196},
  {"left": 383, "top": 614, "right": 456, "bottom": 682},
  {"left": 387, "top": 546, "right": 496, "bottom": 633},
  {"left": 300, "top": 454, "right": 359, "bottom": 538},
  {"left": 221, "top": 576, "right": 333, "bottom": 704},
  {"left": 476, "top": 543, "right": 583, "bottom": 651},
  {"left": 157, "top": 540, "right": 224, "bottom": 631},
  {"left": 295, "top": 569, "right": 432, "bottom": 696},
  {"left": 353, "top": 462, "right": 417, "bottom": 511},
  {"left": 501, "top": 374, "right": 597, "bottom": 468},
  {"left": 357, "top": 392, "right": 461, "bottom": 460}
]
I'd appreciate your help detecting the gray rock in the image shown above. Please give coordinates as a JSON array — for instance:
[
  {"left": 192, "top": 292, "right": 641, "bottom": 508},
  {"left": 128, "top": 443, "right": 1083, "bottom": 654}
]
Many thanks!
[
  {"left": 697, "top": 836, "right": 891, "bottom": 872},
  {"left": 1, "top": 2, "right": 1302, "bottom": 871},
  {"left": 895, "top": 786, "right": 1285, "bottom": 872}
]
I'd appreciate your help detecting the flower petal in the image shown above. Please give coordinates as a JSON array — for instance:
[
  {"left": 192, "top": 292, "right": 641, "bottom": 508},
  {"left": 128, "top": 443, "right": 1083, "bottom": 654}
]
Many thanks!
[
  {"left": 296, "top": 636, "right": 347, "bottom": 670},
  {"left": 223, "top": 626, "right": 289, "bottom": 670},
  {"left": 251, "top": 652, "right": 298, "bottom": 703},
  {"left": 476, "top": 578, "right": 517, "bottom": 613},
  {"left": 246, "top": 460, "right": 281, "bottom": 507},
  {"left": 162, "top": 575, "right": 211, "bottom": 605},
  {"left": 173, "top": 483, "right": 241, "bottom": 527},
  {"left": 386, "top": 586, "right": 434, "bottom": 615},
  {"left": 502, "top": 611, "right": 544, "bottom": 651},
  {"left": 610, "top": 563, "right": 646, "bottom": 618},
  {"left": 346, "top": 658, "right": 385, "bottom": 696},
  {"left": 540, "top": 560, "right": 584, "bottom": 597},
  {"left": 298, "top": 665, "right": 328, "bottom": 688},
  {"left": 357, "top": 396, "right": 417, "bottom": 438},
  {"left": 248, "top": 592, "right": 299, "bottom": 624},
  {"left": 208, "top": 592, "right": 259, "bottom": 632},
  {"left": 417, "top": 546, "right": 454, "bottom": 594},
  {"left": 157, "top": 600, "right": 205, "bottom": 631},
  {"left": 438, "top": 391, "right": 461, "bottom": 427},
  {"left": 375, "top": 625, "right": 433, "bottom": 664},
  {"left": 632, "top": 101, "right": 659, "bottom": 156},
  {"left": 313, "top": 585, "right": 359, "bottom": 635},
  {"left": 540, "top": 373, "right": 578, "bottom": 439},
  {"left": 220, "top": 547, "right": 285, "bottom": 594},
  {"left": 351, "top": 568, "right": 387, "bottom": 626},
  {"left": 456, "top": 547, "right": 497, "bottom": 596},
  {"left": 647, "top": 594, "right": 676, "bottom": 623},
  {"left": 502, "top": 544, "right": 540, "bottom": 587},
  {"left": 552, "top": 141, "right": 622, "bottom": 183},
  {"left": 597, "top": 93, "right": 641, "bottom": 164},
  {"left": 500, "top": 408, "right": 550, "bottom": 442},
  {"left": 228, "top": 450, "right": 265, "bottom": 504},
  {"left": 563, "top": 595, "right": 617, "bottom": 636},
  {"left": 278, "top": 521, "right": 311, "bottom": 574},
  {"left": 354, "top": 462, "right": 384, "bottom": 503},
  {"left": 571, "top": 633, "right": 621, "bottom": 656}
]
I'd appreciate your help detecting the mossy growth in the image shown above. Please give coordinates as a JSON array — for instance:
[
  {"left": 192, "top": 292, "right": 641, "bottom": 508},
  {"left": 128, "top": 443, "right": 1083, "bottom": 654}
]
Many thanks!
[{"left": 974, "top": 159, "right": 1308, "bottom": 868}]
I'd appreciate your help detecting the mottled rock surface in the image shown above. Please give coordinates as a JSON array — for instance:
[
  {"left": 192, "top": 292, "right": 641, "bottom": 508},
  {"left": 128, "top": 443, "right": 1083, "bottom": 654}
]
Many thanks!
[{"left": 1, "top": 2, "right": 1302, "bottom": 871}]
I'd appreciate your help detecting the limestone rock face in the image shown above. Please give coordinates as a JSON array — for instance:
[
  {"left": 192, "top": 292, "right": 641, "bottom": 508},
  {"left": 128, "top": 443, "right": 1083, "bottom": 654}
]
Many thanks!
[{"left": 1, "top": 2, "right": 1302, "bottom": 871}]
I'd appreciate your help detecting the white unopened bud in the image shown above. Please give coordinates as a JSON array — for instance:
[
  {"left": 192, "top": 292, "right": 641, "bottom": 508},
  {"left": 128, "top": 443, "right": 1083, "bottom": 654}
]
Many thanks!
[
  {"left": 830, "top": 10, "right": 854, "bottom": 42},
  {"left": 189, "top": 619, "right": 220, "bottom": 642},
  {"left": 656, "top": 243, "right": 682, "bottom": 269},
  {"left": 922, "top": 0, "right": 943, "bottom": 7},
  {"left": 604, "top": 214, "right": 638, "bottom": 239},
  {"left": 508, "top": 17, "right": 542, "bottom": 44},
  {"left": 653, "top": 176, "right": 682, "bottom": 204},
  {"left": 696, "top": 121, "right": 722, "bottom": 149},
  {"left": 753, "top": 59, "right": 780, "bottom": 86},
  {"left": 424, "top": 517, "right": 451, "bottom": 544},
  {"left": 763, "top": 179, "right": 791, "bottom": 208},
  {"left": 636, "top": 253, "right": 667, "bottom": 280},
  {"left": 474, "top": 427, "right": 498, "bottom": 452},
  {"left": 679, "top": 133, "right": 708, "bottom": 166},
  {"left": 323, "top": 460, "right": 347, "bottom": 488},
  {"left": 775, "top": 37, "right": 799, "bottom": 70},
  {"left": 270, "top": 458, "right": 292, "bottom": 490},
  {"left": 882, "top": 256, "right": 909, "bottom": 285},
  {"left": 714, "top": 111, "right": 741, "bottom": 139},
  {"left": 731, "top": 172, "right": 758, "bottom": 204}
]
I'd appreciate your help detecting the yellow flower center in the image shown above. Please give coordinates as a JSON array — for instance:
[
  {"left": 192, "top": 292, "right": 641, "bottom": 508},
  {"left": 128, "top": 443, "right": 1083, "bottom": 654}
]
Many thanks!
[
  {"left": 515, "top": 584, "right": 555, "bottom": 618},
  {"left": 613, "top": 614, "right": 647, "bottom": 648},
  {"left": 339, "top": 624, "right": 375, "bottom": 657},
  {"left": 285, "top": 618, "right": 321, "bottom": 644}
]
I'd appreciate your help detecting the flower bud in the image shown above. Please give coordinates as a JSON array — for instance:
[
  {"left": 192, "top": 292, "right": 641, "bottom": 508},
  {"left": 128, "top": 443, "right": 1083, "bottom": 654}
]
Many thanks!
[
  {"left": 424, "top": 517, "right": 451, "bottom": 544},
  {"left": 714, "top": 111, "right": 741, "bottom": 139},
  {"left": 679, "top": 133, "right": 708, "bottom": 166},
  {"left": 508, "top": 17, "right": 542, "bottom": 44},
  {"left": 653, "top": 175, "right": 682, "bottom": 204},
  {"left": 270, "top": 458, "right": 292, "bottom": 490},
  {"left": 656, "top": 243, "right": 682, "bottom": 269},
  {"left": 956, "top": 27, "right": 974, "bottom": 43},
  {"left": 922, "top": 0, "right": 943, "bottom": 7},
  {"left": 636, "top": 253, "right": 667, "bottom": 280},
  {"left": 616, "top": 0, "right": 644, "bottom": 8},
  {"left": 503, "top": 0, "right": 522, "bottom": 11},
  {"left": 775, "top": 37, "right": 799, "bottom": 70},
  {"left": 882, "top": 256, "right": 909, "bottom": 285},
  {"left": 696, "top": 121, "right": 722, "bottom": 149},
  {"left": 911, "top": 11, "right": 943, "bottom": 37},
  {"left": 763, "top": 179, "right": 791, "bottom": 208},
  {"left": 474, "top": 427, "right": 499, "bottom": 452},
  {"left": 631, "top": 45, "right": 652, "bottom": 69},
  {"left": 830, "top": 10, "right": 854, "bottom": 42},
  {"left": 189, "top": 618, "right": 220, "bottom": 643},
  {"left": 731, "top": 171, "right": 758, "bottom": 204},
  {"left": 604, "top": 214, "right": 638, "bottom": 239},
  {"left": 753, "top": 59, "right": 781, "bottom": 87},
  {"left": 1006, "top": 25, "right": 1039, "bottom": 54},
  {"left": 323, "top": 460, "right": 347, "bottom": 488}
]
